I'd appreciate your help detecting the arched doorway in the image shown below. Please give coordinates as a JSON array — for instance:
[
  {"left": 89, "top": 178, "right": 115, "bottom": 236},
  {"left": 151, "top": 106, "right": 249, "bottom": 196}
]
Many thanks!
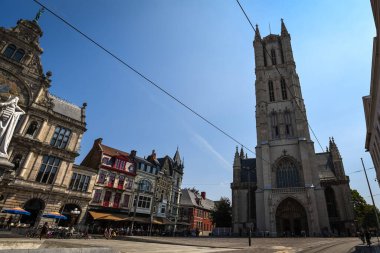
[
  {"left": 21, "top": 198, "right": 45, "bottom": 226},
  {"left": 276, "top": 198, "right": 308, "bottom": 236},
  {"left": 57, "top": 204, "right": 81, "bottom": 227}
]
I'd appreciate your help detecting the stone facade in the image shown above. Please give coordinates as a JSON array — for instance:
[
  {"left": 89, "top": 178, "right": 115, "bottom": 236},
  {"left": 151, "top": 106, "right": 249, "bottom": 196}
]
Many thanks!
[
  {"left": 0, "top": 18, "right": 96, "bottom": 227},
  {"left": 231, "top": 20, "right": 354, "bottom": 236},
  {"left": 363, "top": 0, "right": 380, "bottom": 185}
]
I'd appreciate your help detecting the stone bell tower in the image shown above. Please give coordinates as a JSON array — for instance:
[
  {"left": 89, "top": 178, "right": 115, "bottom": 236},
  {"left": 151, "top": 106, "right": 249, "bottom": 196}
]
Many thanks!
[{"left": 253, "top": 20, "right": 330, "bottom": 236}]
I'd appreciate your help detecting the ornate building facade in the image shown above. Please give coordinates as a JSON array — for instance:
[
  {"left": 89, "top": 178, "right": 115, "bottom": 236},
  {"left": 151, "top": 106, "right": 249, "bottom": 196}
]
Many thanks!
[
  {"left": 0, "top": 17, "right": 96, "bottom": 226},
  {"left": 81, "top": 138, "right": 184, "bottom": 230},
  {"left": 81, "top": 138, "right": 136, "bottom": 219},
  {"left": 231, "top": 20, "right": 354, "bottom": 236}
]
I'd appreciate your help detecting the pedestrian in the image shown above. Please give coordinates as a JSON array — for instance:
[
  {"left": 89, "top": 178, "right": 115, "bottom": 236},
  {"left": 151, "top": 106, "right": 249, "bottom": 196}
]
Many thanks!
[
  {"left": 39, "top": 222, "right": 49, "bottom": 240},
  {"left": 6, "top": 215, "right": 13, "bottom": 230},
  {"left": 104, "top": 227, "right": 109, "bottom": 239},
  {"left": 108, "top": 227, "right": 113, "bottom": 239},
  {"left": 365, "top": 230, "right": 372, "bottom": 246},
  {"left": 358, "top": 231, "right": 365, "bottom": 244},
  {"left": 195, "top": 227, "right": 200, "bottom": 237}
]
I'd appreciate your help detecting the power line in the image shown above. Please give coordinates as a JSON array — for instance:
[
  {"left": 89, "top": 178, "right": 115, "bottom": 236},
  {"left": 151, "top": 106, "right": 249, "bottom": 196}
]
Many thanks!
[
  {"left": 348, "top": 167, "right": 375, "bottom": 175},
  {"left": 32, "top": 0, "right": 277, "bottom": 166},
  {"left": 235, "top": 0, "right": 324, "bottom": 152}
]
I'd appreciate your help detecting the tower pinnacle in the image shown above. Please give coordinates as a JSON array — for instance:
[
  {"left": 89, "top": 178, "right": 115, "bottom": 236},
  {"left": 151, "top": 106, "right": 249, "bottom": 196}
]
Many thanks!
[
  {"left": 281, "top": 18, "right": 289, "bottom": 37},
  {"left": 254, "top": 24, "right": 261, "bottom": 41},
  {"left": 33, "top": 7, "right": 45, "bottom": 23}
]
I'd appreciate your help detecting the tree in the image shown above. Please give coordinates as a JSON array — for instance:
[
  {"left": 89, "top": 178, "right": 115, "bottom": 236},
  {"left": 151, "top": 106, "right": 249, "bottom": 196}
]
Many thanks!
[
  {"left": 211, "top": 197, "right": 232, "bottom": 227},
  {"left": 351, "top": 189, "right": 380, "bottom": 229}
]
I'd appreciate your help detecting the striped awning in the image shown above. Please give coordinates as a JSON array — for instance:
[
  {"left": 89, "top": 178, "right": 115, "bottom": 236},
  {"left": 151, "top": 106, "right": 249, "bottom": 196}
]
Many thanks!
[{"left": 89, "top": 211, "right": 130, "bottom": 221}]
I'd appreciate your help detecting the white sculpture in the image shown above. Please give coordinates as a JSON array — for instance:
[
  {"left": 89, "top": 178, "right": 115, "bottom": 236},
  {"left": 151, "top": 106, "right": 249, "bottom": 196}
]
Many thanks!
[{"left": 0, "top": 96, "right": 25, "bottom": 159}]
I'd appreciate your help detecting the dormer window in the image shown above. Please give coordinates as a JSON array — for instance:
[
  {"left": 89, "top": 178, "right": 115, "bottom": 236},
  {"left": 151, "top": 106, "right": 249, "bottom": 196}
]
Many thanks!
[
  {"left": 25, "top": 121, "right": 39, "bottom": 138},
  {"left": 102, "top": 157, "right": 110, "bottom": 165},
  {"left": 13, "top": 49, "right": 25, "bottom": 62},
  {"left": 3, "top": 44, "right": 16, "bottom": 58},
  {"left": 2, "top": 44, "right": 25, "bottom": 62}
]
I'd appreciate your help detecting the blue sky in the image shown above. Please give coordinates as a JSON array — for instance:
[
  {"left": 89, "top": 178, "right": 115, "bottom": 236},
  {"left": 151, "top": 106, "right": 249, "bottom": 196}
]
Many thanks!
[{"left": 0, "top": 0, "right": 377, "bottom": 204}]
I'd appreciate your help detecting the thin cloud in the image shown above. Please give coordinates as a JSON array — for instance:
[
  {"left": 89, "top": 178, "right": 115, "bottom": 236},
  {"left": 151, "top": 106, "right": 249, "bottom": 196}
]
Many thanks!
[{"left": 192, "top": 133, "right": 231, "bottom": 171}]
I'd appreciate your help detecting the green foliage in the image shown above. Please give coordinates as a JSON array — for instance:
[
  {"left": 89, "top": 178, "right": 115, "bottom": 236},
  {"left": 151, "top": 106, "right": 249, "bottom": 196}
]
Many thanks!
[
  {"left": 211, "top": 197, "right": 232, "bottom": 227},
  {"left": 351, "top": 189, "right": 380, "bottom": 229}
]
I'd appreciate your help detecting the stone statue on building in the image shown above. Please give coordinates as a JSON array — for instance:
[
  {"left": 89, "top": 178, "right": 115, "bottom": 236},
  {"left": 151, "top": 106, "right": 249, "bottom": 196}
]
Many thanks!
[{"left": 0, "top": 95, "right": 25, "bottom": 160}]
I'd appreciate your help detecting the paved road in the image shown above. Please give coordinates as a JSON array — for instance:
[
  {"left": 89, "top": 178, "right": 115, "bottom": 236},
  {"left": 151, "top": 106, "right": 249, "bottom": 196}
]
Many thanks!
[
  {"left": 46, "top": 237, "right": 361, "bottom": 253},
  {"left": 0, "top": 236, "right": 362, "bottom": 253}
]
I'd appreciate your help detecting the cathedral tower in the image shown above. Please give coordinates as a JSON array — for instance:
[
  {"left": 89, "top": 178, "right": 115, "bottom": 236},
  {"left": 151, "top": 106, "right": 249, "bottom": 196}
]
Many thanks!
[
  {"left": 231, "top": 20, "right": 354, "bottom": 236},
  {"left": 254, "top": 19, "right": 329, "bottom": 236}
]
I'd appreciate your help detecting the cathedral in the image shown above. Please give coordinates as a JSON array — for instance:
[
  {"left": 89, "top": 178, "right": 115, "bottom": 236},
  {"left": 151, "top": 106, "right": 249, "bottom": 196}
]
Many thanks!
[{"left": 231, "top": 20, "right": 354, "bottom": 236}]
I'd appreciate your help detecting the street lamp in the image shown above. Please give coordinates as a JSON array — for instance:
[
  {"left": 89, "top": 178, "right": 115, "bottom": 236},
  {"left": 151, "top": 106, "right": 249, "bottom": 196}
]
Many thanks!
[
  {"left": 131, "top": 181, "right": 143, "bottom": 235},
  {"left": 149, "top": 196, "right": 160, "bottom": 236}
]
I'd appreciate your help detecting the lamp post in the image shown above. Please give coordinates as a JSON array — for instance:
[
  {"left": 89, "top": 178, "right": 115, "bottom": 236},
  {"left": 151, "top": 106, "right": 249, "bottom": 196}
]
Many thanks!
[
  {"left": 131, "top": 181, "right": 142, "bottom": 235},
  {"left": 361, "top": 158, "right": 380, "bottom": 243},
  {"left": 149, "top": 196, "right": 160, "bottom": 236}
]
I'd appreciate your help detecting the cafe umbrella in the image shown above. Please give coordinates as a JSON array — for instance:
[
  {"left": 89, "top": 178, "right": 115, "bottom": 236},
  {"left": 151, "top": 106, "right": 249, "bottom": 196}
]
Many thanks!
[
  {"left": 42, "top": 212, "right": 67, "bottom": 220},
  {"left": 2, "top": 207, "right": 30, "bottom": 216}
]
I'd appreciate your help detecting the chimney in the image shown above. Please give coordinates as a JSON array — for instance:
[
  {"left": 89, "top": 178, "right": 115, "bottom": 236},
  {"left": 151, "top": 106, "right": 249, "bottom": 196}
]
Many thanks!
[
  {"left": 151, "top": 150, "right": 156, "bottom": 160},
  {"left": 81, "top": 102, "right": 87, "bottom": 123},
  {"left": 130, "top": 150, "right": 137, "bottom": 160},
  {"left": 201, "top": 192, "right": 206, "bottom": 200},
  {"left": 94, "top": 138, "right": 103, "bottom": 146}
]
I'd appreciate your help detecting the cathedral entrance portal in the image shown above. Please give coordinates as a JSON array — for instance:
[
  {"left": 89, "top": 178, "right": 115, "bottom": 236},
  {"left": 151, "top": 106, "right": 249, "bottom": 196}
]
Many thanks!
[{"left": 276, "top": 198, "right": 308, "bottom": 236}]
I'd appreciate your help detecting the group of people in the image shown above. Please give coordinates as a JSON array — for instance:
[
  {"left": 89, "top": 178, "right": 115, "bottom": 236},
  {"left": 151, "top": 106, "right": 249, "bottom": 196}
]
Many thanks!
[
  {"left": 103, "top": 227, "right": 117, "bottom": 239},
  {"left": 358, "top": 230, "right": 373, "bottom": 246}
]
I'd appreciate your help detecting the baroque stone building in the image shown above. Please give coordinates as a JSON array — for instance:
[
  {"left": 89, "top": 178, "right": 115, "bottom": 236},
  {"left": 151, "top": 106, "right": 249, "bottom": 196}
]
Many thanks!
[
  {"left": 0, "top": 17, "right": 96, "bottom": 226},
  {"left": 231, "top": 20, "right": 354, "bottom": 236}
]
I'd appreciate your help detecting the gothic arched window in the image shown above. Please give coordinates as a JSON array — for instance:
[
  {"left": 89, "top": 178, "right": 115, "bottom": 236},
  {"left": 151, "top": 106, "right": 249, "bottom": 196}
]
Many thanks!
[
  {"left": 271, "top": 49, "right": 277, "bottom": 65},
  {"left": 281, "top": 78, "right": 288, "bottom": 100},
  {"left": 325, "top": 187, "right": 338, "bottom": 217},
  {"left": 276, "top": 158, "right": 300, "bottom": 188},
  {"left": 284, "top": 111, "right": 293, "bottom": 137},
  {"left": 268, "top": 81, "right": 275, "bottom": 102},
  {"left": 25, "top": 121, "right": 39, "bottom": 137},
  {"left": 3, "top": 44, "right": 16, "bottom": 59},
  {"left": 271, "top": 111, "right": 279, "bottom": 139},
  {"left": 12, "top": 49, "right": 25, "bottom": 62}
]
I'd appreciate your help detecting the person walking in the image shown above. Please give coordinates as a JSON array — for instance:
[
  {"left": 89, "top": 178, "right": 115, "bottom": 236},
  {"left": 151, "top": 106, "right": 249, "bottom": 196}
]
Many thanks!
[
  {"left": 104, "top": 227, "right": 109, "bottom": 239},
  {"left": 39, "top": 222, "right": 49, "bottom": 240},
  {"left": 6, "top": 216, "right": 13, "bottom": 230},
  {"left": 358, "top": 231, "right": 365, "bottom": 244},
  {"left": 365, "top": 230, "right": 372, "bottom": 246}
]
